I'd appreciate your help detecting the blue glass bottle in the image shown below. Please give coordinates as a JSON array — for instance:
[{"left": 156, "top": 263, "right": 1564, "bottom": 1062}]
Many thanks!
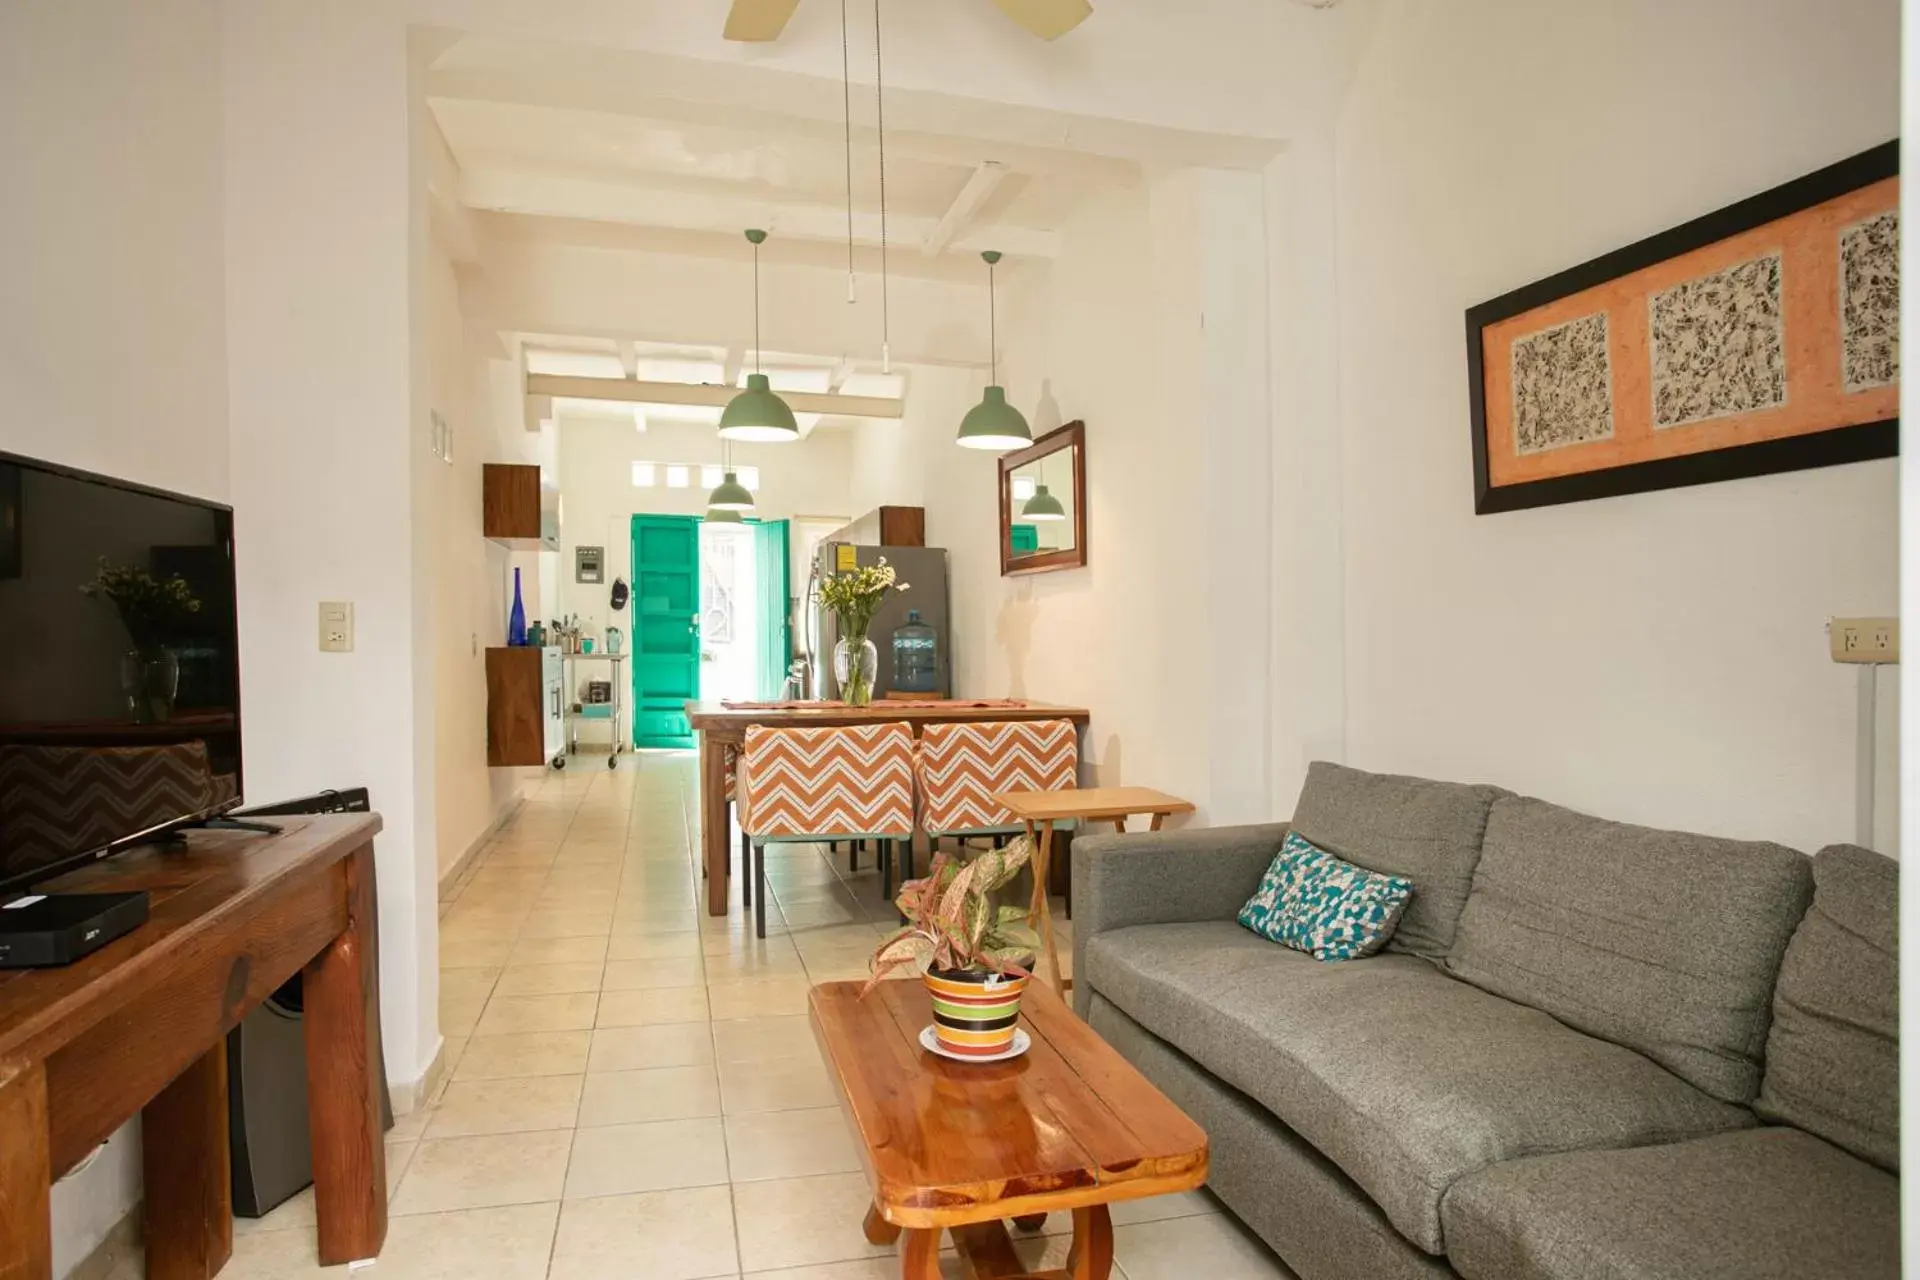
[{"left": 508, "top": 567, "right": 528, "bottom": 646}]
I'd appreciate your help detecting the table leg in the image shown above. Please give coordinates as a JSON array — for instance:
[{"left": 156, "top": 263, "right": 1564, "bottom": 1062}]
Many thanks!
[
  {"left": 1066, "top": 1205, "right": 1115, "bottom": 1279},
  {"left": 863, "top": 1201, "right": 902, "bottom": 1246},
  {"left": 303, "top": 843, "right": 388, "bottom": 1266},
  {"left": 1023, "top": 820, "right": 1043, "bottom": 927},
  {"left": 1113, "top": 817, "right": 1127, "bottom": 834},
  {"left": 1149, "top": 813, "right": 1166, "bottom": 832},
  {"left": 142, "top": 1044, "right": 231, "bottom": 1280},
  {"left": 1034, "top": 821, "right": 1064, "bottom": 997},
  {"left": 898, "top": 1228, "right": 942, "bottom": 1279},
  {"left": 0, "top": 1058, "right": 51, "bottom": 1280},
  {"left": 701, "top": 732, "right": 730, "bottom": 915}
]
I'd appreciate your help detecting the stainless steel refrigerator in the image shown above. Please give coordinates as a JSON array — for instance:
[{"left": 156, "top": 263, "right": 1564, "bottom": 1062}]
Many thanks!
[{"left": 803, "top": 543, "right": 952, "bottom": 700}]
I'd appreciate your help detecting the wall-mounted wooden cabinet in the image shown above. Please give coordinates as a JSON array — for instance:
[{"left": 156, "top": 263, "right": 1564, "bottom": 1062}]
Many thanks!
[
  {"left": 829, "top": 505, "right": 926, "bottom": 548},
  {"left": 483, "top": 463, "right": 560, "bottom": 550},
  {"left": 487, "top": 646, "right": 564, "bottom": 767}
]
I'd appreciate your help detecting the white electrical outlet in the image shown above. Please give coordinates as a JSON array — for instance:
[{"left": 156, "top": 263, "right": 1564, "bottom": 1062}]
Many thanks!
[
  {"left": 319, "top": 601, "right": 355, "bottom": 653},
  {"left": 1828, "top": 616, "right": 1899, "bottom": 664}
]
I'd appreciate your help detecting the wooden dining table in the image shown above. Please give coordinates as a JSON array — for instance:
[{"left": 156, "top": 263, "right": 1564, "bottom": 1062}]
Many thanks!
[{"left": 684, "top": 699, "right": 1091, "bottom": 915}]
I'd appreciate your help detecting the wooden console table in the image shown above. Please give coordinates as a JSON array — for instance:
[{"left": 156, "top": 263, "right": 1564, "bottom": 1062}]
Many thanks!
[
  {"left": 0, "top": 815, "right": 389, "bottom": 1280},
  {"left": 685, "top": 701, "right": 1090, "bottom": 915}
]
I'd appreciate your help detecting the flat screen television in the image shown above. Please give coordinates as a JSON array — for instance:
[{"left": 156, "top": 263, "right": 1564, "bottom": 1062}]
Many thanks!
[{"left": 0, "top": 452, "right": 242, "bottom": 894}]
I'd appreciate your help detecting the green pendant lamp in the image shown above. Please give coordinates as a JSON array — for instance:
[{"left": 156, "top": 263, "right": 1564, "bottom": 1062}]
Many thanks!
[
  {"left": 957, "top": 250, "right": 1033, "bottom": 452},
  {"left": 720, "top": 230, "right": 799, "bottom": 444},
  {"left": 708, "top": 470, "right": 755, "bottom": 511},
  {"left": 705, "top": 505, "right": 744, "bottom": 524},
  {"left": 1021, "top": 483, "right": 1066, "bottom": 521}
]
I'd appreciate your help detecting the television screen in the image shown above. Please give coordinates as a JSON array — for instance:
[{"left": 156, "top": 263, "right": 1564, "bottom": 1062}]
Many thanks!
[{"left": 0, "top": 453, "right": 242, "bottom": 893}]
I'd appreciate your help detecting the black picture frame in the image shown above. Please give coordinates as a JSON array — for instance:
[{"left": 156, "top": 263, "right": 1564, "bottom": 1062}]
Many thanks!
[{"left": 1466, "top": 140, "right": 1900, "bottom": 515}]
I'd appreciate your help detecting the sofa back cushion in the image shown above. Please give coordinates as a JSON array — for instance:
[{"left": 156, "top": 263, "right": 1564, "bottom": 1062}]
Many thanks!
[
  {"left": 1446, "top": 796, "right": 1811, "bottom": 1105},
  {"left": 1755, "top": 843, "right": 1898, "bottom": 1171},
  {"left": 1289, "top": 761, "right": 1507, "bottom": 961}
]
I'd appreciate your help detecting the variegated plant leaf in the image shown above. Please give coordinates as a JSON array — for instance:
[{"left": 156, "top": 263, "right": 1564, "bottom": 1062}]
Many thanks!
[{"left": 861, "top": 929, "right": 935, "bottom": 996}]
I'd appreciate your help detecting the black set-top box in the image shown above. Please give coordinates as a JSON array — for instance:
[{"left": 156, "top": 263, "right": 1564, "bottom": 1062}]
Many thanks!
[{"left": 0, "top": 892, "right": 150, "bottom": 969}]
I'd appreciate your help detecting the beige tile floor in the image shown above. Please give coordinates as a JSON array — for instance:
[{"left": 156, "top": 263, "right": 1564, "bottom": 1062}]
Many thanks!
[{"left": 112, "top": 751, "right": 1291, "bottom": 1280}]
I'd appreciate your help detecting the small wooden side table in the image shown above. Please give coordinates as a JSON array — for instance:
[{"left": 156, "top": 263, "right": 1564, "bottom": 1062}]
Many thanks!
[{"left": 994, "top": 787, "right": 1195, "bottom": 996}]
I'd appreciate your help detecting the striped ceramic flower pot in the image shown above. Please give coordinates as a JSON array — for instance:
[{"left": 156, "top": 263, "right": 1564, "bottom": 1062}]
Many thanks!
[{"left": 924, "top": 966, "right": 1029, "bottom": 1058}]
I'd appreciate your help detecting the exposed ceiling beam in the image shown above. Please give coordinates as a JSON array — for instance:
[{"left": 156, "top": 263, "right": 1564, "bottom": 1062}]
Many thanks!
[
  {"left": 526, "top": 373, "right": 905, "bottom": 420},
  {"left": 922, "top": 161, "right": 1009, "bottom": 258},
  {"left": 459, "top": 168, "right": 1059, "bottom": 259}
]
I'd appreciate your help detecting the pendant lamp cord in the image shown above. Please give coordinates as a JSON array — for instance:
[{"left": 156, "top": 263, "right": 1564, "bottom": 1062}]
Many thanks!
[
  {"left": 752, "top": 236, "right": 762, "bottom": 377},
  {"left": 841, "top": 0, "right": 855, "bottom": 302},
  {"left": 989, "top": 257, "right": 998, "bottom": 384},
  {"left": 873, "top": 0, "right": 891, "bottom": 372}
]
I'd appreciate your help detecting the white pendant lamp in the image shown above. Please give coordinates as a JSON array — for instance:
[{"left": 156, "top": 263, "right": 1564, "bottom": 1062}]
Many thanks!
[{"left": 720, "top": 230, "right": 800, "bottom": 444}]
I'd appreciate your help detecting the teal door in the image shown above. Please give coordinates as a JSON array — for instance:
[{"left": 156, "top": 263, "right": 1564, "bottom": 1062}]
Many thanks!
[
  {"left": 629, "top": 515, "right": 700, "bottom": 748},
  {"left": 753, "top": 520, "right": 792, "bottom": 699}
]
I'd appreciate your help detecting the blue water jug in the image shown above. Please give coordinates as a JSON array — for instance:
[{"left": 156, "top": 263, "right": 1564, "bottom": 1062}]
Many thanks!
[{"left": 890, "top": 610, "right": 939, "bottom": 695}]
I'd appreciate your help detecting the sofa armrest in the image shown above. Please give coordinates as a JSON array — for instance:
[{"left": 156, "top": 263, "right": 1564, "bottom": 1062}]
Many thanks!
[{"left": 1070, "top": 823, "right": 1286, "bottom": 1016}]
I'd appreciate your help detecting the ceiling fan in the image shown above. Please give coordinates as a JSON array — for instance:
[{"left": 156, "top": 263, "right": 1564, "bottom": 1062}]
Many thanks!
[{"left": 723, "top": 0, "right": 1092, "bottom": 43}]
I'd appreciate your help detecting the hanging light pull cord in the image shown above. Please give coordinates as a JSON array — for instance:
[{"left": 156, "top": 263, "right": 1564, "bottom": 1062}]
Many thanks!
[
  {"left": 841, "top": 0, "right": 855, "bottom": 303},
  {"left": 874, "top": 0, "right": 891, "bottom": 372}
]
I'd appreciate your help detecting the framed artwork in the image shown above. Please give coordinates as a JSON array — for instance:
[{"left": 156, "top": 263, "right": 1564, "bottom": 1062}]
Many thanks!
[{"left": 1466, "top": 141, "right": 1899, "bottom": 514}]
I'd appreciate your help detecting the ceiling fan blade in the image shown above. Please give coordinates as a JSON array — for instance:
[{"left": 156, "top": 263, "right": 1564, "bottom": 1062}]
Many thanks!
[
  {"left": 724, "top": 0, "right": 802, "bottom": 42},
  {"left": 988, "top": 0, "right": 1092, "bottom": 40}
]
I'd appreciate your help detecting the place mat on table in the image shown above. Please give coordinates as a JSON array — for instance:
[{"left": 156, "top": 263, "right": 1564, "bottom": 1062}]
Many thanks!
[{"left": 718, "top": 698, "right": 1032, "bottom": 710}]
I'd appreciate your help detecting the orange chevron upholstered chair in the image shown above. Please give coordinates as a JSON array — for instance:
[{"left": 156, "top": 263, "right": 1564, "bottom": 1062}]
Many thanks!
[
  {"left": 735, "top": 722, "right": 917, "bottom": 938},
  {"left": 913, "top": 718, "right": 1079, "bottom": 843}
]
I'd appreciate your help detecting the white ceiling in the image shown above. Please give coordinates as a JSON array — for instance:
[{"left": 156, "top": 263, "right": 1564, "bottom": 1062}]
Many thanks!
[{"left": 423, "top": 29, "right": 1301, "bottom": 272}]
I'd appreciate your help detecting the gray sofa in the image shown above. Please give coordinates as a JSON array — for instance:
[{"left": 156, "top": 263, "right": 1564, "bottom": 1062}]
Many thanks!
[{"left": 1072, "top": 762, "right": 1898, "bottom": 1280}]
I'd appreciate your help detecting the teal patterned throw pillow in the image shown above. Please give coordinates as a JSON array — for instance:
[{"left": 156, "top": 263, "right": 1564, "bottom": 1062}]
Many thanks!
[{"left": 1239, "top": 832, "right": 1415, "bottom": 961}]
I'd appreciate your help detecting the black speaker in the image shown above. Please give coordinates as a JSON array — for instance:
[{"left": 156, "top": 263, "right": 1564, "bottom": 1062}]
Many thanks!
[{"left": 228, "top": 788, "right": 394, "bottom": 1218}]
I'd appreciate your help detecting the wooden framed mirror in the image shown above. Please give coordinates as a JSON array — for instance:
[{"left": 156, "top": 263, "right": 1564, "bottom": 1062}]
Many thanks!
[{"left": 999, "top": 420, "right": 1087, "bottom": 576}]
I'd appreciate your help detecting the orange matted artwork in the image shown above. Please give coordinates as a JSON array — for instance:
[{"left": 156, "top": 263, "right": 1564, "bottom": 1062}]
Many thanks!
[{"left": 1466, "top": 142, "right": 1899, "bottom": 513}]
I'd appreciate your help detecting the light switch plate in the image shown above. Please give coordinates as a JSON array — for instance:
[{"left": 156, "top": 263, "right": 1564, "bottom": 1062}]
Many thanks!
[
  {"left": 319, "top": 601, "right": 354, "bottom": 653},
  {"left": 1828, "top": 616, "right": 1898, "bottom": 664}
]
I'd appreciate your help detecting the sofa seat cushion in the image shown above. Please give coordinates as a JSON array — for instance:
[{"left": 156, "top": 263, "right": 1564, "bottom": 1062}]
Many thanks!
[
  {"left": 1441, "top": 1127, "right": 1898, "bottom": 1280},
  {"left": 1446, "top": 796, "right": 1812, "bottom": 1106},
  {"left": 1084, "top": 922, "right": 1750, "bottom": 1255},
  {"left": 1755, "top": 843, "right": 1898, "bottom": 1171}
]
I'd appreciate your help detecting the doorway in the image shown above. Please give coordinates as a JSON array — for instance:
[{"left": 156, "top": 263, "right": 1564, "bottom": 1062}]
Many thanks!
[
  {"left": 628, "top": 514, "right": 792, "bottom": 749},
  {"left": 629, "top": 514, "right": 701, "bottom": 748}
]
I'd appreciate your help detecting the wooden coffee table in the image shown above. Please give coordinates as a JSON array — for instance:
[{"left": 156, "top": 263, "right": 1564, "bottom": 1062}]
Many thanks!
[{"left": 810, "top": 977, "right": 1209, "bottom": 1279}]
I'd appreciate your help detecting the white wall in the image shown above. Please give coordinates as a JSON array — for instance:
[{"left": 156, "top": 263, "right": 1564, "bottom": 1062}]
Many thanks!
[
  {"left": 223, "top": 0, "right": 440, "bottom": 1107},
  {"left": 0, "top": 3, "right": 228, "bottom": 1272},
  {"left": 0, "top": 0, "right": 230, "bottom": 499},
  {"left": 1327, "top": 0, "right": 1901, "bottom": 852},
  {"left": 847, "top": 180, "right": 1251, "bottom": 819},
  {"left": 421, "top": 151, "right": 531, "bottom": 881}
]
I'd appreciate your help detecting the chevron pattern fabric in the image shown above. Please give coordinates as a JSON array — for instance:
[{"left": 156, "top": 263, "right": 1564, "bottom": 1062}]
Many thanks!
[
  {"left": 723, "top": 744, "right": 738, "bottom": 802},
  {"left": 0, "top": 742, "right": 219, "bottom": 878},
  {"left": 737, "top": 722, "right": 915, "bottom": 840},
  {"left": 915, "top": 719, "right": 1078, "bottom": 835}
]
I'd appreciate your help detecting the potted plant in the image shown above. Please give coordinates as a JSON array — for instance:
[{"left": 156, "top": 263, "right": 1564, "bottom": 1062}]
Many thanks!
[
  {"left": 865, "top": 837, "right": 1043, "bottom": 1058},
  {"left": 814, "top": 557, "right": 908, "bottom": 706},
  {"left": 80, "top": 557, "right": 201, "bottom": 723}
]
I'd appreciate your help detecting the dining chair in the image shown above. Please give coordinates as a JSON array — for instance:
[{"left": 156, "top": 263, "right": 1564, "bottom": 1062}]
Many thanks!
[
  {"left": 735, "top": 722, "right": 917, "bottom": 938},
  {"left": 913, "top": 719, "right": 1079, "bottom": 896}
]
